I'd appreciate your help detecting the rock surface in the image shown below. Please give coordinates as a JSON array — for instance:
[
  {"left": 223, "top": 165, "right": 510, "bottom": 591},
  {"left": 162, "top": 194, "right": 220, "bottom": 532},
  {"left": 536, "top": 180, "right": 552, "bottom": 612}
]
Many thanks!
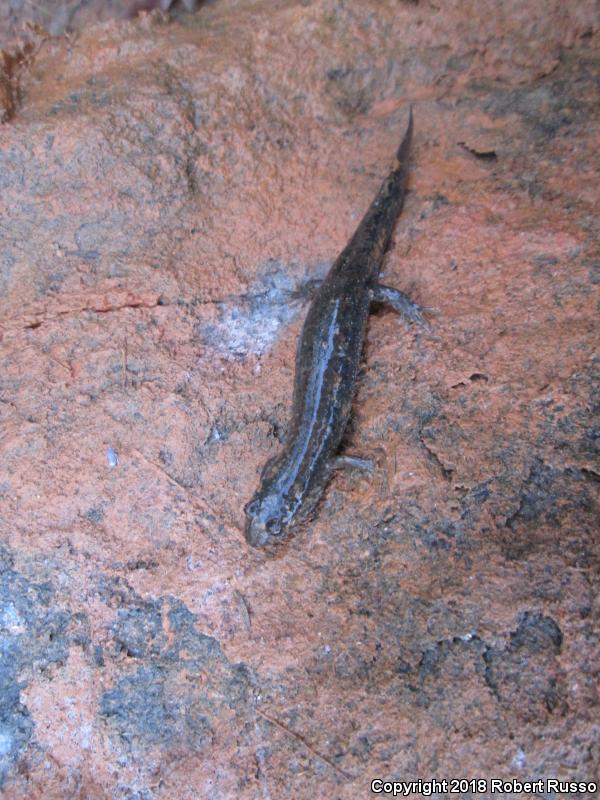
[{"left": 0, "top": 1, "right": 598, "bottom": 797}]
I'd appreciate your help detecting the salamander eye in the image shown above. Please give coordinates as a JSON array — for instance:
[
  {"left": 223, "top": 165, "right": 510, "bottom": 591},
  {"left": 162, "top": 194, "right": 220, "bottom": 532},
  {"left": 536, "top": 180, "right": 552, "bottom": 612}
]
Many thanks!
[
  {"left": 265, "top": 518, "right": 282, "bottom": 536},
  {"left": 245, "top": 500, "right": 259, "bottom": 517}
]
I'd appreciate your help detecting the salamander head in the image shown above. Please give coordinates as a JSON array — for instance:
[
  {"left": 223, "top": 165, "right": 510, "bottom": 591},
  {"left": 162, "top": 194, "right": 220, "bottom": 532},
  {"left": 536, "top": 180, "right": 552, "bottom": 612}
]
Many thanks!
[{"left": 244, "top": 487, "right": 293, "bottom": 547}]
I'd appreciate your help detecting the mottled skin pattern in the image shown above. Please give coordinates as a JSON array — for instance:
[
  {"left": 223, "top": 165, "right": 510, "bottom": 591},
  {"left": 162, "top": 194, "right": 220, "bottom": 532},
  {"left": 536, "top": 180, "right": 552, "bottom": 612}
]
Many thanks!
[{"left": 245, "top": 110, "right": 424, "bottom": 547}]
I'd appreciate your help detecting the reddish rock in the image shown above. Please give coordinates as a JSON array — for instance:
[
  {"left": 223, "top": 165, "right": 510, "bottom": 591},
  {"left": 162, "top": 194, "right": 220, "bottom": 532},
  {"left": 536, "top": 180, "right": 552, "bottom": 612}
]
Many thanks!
[{"left": 0, "top": 1, "right": 598, "bottom": 797}]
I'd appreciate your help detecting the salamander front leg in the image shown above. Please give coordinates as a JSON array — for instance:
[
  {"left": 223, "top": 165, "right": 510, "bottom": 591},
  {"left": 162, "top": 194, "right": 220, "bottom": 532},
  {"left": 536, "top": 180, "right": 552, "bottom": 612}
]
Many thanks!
[
  {"left": 370, "top": 283, "right": 429, "bottom": 328},
  {"left": 330, "top": 454, "right": 375, "bottom": 473}
]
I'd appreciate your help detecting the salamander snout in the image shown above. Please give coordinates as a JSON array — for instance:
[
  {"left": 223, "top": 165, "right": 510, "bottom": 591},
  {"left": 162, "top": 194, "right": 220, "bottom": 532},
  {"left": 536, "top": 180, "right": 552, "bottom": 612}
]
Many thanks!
[{"left": 244, "top": 491, "right": 289, "bottom": 547}]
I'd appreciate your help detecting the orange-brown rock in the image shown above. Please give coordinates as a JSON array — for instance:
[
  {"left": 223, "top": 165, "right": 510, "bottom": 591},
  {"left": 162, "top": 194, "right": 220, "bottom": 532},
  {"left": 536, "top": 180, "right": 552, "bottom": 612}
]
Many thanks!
[{"left": 0, "top": 1, "right": 598, "bottom": 797}]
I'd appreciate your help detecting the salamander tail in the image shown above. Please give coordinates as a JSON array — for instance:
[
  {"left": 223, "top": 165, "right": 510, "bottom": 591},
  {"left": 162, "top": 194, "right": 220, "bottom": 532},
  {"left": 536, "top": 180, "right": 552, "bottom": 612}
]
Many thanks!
[{"left": 396, "top": 105, "right": 413, "bottom": 163}]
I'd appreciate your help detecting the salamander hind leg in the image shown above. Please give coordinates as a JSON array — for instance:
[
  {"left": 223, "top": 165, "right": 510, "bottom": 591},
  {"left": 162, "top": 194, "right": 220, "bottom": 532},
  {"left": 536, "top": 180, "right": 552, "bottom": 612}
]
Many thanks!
[
  {"left": 291, "top": 277, "right": 324, "bottom": 303},
  {"left": 370, "top": 283, "right": 430, "bottom": 328}
]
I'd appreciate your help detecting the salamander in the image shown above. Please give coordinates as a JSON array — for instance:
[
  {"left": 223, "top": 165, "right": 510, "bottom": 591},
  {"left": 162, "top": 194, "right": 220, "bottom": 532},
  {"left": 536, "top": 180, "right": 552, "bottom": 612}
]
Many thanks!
[{"left": 244, "top": 109, "right": 426, "bottom": 547}]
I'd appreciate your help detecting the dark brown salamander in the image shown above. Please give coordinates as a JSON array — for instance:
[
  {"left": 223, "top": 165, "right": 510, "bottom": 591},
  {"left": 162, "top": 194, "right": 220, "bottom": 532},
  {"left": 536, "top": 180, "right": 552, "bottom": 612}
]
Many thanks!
[{"left": 244, "top": 109, "right": 426, "bottom": 547}]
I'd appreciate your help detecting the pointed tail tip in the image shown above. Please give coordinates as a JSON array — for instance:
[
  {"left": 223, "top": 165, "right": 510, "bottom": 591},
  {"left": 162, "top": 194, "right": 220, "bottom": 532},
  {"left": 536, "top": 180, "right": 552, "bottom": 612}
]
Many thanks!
[{"left": 397, "top": 104, "right": 414, "bottom": 160}]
